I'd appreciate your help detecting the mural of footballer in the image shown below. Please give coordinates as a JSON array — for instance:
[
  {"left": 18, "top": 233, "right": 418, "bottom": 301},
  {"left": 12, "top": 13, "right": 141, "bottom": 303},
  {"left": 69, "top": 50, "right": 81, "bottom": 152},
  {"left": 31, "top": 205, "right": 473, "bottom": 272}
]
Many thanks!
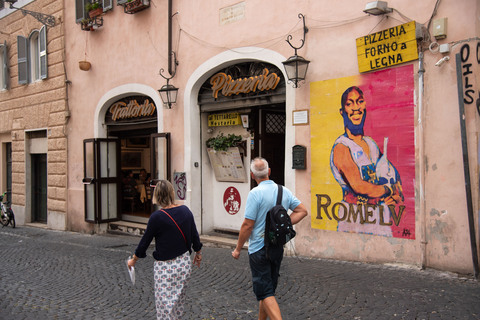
[{"left": 330, "top": 86, "right": 404, "bottom": 235}]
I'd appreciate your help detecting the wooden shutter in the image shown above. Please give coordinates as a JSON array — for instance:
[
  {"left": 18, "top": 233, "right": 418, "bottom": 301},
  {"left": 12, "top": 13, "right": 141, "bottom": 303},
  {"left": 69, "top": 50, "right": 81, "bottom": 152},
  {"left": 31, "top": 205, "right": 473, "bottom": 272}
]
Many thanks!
[
  {"left": 103, "top": 0, "right": 113, "bottom": 11},
  {"left": 17, "top": 35, "right": 28, "bottom": 85},
  {"left": 75, "top": 0, "right": 87, "bottom": 22},
  {"left": 2, "top": 41, "right": 9, "bottom": 90},
  {"left": 39, "top": 25, "right": 47, "bottom": 80}
]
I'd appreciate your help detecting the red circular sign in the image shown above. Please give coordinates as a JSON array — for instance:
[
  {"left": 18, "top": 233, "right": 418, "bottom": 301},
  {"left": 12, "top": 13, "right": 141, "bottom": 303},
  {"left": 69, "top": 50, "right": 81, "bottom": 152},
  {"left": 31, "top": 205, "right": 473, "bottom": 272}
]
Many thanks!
[{"left": 223, "top": 187, "right": 241, "bottom": 215}]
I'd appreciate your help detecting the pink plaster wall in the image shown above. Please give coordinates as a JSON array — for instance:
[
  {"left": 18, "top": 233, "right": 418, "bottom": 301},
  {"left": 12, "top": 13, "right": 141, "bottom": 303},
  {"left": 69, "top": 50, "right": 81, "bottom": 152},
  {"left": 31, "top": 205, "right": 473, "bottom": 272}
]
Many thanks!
[{"left": 64, "top": 0, "right": 480, "bottom": 274}]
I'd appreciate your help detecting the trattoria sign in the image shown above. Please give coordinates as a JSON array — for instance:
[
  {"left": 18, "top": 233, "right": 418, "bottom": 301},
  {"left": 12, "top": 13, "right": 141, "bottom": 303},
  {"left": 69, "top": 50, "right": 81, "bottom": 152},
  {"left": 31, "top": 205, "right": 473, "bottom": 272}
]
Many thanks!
[
  {"left": 208, "top": 112, "right": 241, "bottom": 127},
  {"left": 107, "top": 96, "right": 156, "bottom": 123},
  {"left": 356, "top": 21, "right": 418, "bottom": 73},
  {"left": 210, "top": 68, "right": 281, "bottom": 99}
]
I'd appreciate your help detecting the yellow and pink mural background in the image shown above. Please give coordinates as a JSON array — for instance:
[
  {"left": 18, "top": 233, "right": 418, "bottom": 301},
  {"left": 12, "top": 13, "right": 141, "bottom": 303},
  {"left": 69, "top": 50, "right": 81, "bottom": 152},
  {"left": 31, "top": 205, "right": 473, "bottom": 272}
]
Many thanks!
[{"left": 310, "top": 64, "right": 415, "bottom": 239}]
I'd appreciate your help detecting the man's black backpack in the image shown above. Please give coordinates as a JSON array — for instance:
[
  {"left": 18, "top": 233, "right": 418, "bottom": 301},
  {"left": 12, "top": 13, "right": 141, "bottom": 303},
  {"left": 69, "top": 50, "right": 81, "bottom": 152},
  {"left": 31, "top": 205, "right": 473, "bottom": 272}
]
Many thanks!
[{"left": 265, "top": 184, "right": 296, "bottom": 249}]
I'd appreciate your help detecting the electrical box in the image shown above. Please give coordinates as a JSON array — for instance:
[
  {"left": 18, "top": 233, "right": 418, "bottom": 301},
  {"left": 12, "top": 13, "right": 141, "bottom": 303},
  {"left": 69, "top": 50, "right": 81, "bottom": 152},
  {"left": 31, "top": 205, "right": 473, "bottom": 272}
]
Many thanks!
[
  {"left": 433, "top": 17, "right": 447, "bottom": 40},
  {"left": 439, "top": 43, "right": 450, "bottom": 53},
  {"left": 292, "top": 145, "right": 306, "bottom": 170}
]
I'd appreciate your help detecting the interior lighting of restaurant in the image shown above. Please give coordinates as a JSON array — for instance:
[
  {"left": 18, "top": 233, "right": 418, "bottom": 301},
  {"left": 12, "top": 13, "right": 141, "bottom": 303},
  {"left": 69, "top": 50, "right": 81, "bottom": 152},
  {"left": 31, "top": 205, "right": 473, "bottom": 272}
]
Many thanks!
[
  {"left": 282, "top": 13, "right": 310, "bottom": 88},
  {"left": 4, "top": 0, "right": 56, "bottom": 27}
]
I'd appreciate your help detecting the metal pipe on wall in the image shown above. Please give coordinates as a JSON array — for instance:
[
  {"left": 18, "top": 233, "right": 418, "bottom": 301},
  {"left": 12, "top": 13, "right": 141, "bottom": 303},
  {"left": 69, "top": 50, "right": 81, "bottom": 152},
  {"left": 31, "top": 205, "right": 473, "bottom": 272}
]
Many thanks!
[
  {"left": 167, "top": 0, "right": 173, "bottom": 76},
  {"left": 418, "top": 51, "right": 427, "bottom": 269},
  {"left": 455, "top": 52, "right": 479, "bottom": 279}
]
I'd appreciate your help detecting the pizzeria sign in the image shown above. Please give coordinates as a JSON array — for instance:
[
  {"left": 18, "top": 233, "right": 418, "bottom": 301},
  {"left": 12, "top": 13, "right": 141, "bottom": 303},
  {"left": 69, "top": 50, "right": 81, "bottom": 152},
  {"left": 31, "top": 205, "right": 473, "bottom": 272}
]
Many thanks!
[{"left": 356, "top": 21, "right": 418, "bottom": 73}]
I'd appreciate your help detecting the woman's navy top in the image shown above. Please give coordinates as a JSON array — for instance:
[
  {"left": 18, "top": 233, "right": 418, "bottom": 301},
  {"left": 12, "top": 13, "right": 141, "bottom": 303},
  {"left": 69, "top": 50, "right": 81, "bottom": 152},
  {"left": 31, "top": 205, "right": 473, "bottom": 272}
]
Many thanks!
[{"left": 134, "top": 205, "right": 203, "bottom": 261}]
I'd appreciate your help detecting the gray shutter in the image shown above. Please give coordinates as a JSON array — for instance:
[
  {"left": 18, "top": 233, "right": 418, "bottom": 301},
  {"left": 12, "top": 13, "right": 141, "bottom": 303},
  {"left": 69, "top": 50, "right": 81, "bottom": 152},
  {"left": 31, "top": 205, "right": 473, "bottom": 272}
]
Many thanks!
[
  {"left": 75, "top": 0, "right": 87, "bottom": 23},
  {"left": 2, "top": 41, "right": 9, "bottom": 90},
  {"left": 17, "top": 35, "right": 28, "bottom": 85},
  {"left": 103, "top": 0, "right": 112, "bottom": 11},
  {"left": 39, "top": 25, "right": 47, "bottom": 80}
]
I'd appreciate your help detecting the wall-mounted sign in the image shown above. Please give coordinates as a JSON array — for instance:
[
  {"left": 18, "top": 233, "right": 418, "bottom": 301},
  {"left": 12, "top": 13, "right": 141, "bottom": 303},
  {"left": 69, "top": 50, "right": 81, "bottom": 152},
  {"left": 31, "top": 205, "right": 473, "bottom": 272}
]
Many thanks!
[
  {"left": 208, "top": 112, "right": 241, "bottom": 127},
  {"left": 105, "top": 96, "right": 156, "bottom": 124},
  {"left": 207, "top": 147, "right": 247, "bottom": 182},
  {"left": 292, "top": 109, "right": 309, "bottom": 125},
  {"left": 223, "top": 186, "right": 241, "bottom": 215},
  {"left": 219, "top": 2, "right": 245, "bottom": 25},
  {"left": 356, "top": 21, "right": 418, "bottom": 73},
  {"left": 174, "top": 172, "right": 187, "bottom": 200},
  {"left": 210, "top": 68, "right": 281, "bottom": 99}
]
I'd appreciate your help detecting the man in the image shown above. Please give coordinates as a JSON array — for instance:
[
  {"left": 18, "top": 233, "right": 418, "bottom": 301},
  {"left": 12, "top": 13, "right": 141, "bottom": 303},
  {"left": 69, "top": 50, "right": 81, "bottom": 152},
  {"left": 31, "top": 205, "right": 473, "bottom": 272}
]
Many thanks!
[
  {"left": 330, "top": 86, "right": 403, "bottom": 234},
  {"left": 232, "top": 157, "right": 308, "bottom": 320}
]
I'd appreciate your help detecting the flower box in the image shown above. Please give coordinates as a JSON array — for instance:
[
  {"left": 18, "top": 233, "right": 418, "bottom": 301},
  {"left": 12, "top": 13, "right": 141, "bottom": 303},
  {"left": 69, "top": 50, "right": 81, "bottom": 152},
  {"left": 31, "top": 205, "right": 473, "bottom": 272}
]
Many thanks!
[
  {"left": 81, "top": 20, "right": 94, "bottom": 31},
  {"left": 123, "top": 0, "right": 150, "bottom": 14},
  {"left": 88, "top": 7, "right": 103, "bottom": 18}
]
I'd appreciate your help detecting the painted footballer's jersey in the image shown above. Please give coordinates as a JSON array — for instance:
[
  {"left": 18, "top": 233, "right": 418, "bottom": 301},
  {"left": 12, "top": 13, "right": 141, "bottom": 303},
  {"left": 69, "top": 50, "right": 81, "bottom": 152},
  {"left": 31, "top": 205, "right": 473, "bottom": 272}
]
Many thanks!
[
  {"left": 330, "top": 134, "right": 393, "bottom": 236},
  {"left": 330, "top": 134, "right": 382, "bottom": 204}
]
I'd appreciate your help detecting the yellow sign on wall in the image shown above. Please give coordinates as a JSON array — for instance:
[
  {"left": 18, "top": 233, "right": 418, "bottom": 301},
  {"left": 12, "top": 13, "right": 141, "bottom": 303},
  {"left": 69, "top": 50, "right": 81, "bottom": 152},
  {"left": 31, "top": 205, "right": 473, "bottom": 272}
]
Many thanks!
[
  {"left": 208, "top": 113, "right": 241, "bottom": 127},
  {"left": 356, "top": 21, "right": 418, "bottom": 73}
]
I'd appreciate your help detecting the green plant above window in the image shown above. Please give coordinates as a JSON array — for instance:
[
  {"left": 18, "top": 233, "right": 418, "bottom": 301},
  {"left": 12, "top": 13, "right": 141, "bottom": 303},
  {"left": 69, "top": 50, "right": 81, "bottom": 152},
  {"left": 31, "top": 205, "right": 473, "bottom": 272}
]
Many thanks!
[
  {"left": 206, "top": 133, "right": 242, "bottom": 151},
  {"left": 86, "top": 1, "right": 101, "bottom": 11}
]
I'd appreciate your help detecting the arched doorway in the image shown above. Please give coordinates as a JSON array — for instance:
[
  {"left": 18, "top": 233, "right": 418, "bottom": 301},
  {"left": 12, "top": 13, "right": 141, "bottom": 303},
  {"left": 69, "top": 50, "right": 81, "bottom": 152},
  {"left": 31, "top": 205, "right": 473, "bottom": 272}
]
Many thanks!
[
  {"left": 183, "top": 48, "right": 296, "bottom": 234},
  {"left": 83, "top": 84, "right": 167, "bottom": 224}
]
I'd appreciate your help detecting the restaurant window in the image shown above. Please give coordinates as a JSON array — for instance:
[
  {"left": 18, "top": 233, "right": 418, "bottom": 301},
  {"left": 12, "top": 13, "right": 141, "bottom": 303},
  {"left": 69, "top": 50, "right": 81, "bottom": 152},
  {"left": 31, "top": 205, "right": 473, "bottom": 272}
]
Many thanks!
[
  {"left": 17, "top": 26, "right": 47, "bottom": 84},
  {"left": 0, "top": 41, "right": 8, "bottom": 90}
]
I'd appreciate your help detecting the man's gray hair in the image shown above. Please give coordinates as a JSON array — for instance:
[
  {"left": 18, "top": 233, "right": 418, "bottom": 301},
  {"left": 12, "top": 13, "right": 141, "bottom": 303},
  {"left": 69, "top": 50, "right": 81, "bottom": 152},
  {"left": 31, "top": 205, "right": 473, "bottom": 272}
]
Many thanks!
[{"left": 250, "top": 157, "right": 269, "bottom": 179}]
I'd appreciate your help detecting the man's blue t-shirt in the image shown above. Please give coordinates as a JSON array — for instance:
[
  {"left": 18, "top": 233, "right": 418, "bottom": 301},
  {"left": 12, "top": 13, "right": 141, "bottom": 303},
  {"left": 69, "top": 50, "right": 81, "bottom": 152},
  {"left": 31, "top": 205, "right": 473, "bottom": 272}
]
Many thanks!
[{"left": 244, "top": 180, "right": 301, "bottom": 254}]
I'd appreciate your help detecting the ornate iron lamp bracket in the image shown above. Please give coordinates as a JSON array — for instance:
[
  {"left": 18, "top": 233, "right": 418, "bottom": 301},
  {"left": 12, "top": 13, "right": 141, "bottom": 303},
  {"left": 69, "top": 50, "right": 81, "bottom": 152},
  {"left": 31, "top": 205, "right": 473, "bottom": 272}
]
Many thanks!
[
  {"left": 286, "top": 13, "right": 308, "bottom": 56},
  {"left": 159, "top": 51, "right": 178, "bottom": 81}
]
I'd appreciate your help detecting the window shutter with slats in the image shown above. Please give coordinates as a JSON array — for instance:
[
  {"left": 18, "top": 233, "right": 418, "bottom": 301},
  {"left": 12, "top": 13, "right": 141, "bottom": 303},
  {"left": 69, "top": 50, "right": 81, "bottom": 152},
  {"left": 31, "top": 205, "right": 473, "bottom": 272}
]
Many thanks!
[
  {"left": 39, "top": 25, "right": 47, "bottom": 79},
  {"left": 75, "top": 0, "right": 87, "bottom": 23},
  {"left": 17, "top": 35, "right": 28, "bottom": 85},
  {"left": 2, "top": 41, "right": 9, "bottom": 90},
  {"left": 103, "top": 0, "right": 112, "bottom": 11}
]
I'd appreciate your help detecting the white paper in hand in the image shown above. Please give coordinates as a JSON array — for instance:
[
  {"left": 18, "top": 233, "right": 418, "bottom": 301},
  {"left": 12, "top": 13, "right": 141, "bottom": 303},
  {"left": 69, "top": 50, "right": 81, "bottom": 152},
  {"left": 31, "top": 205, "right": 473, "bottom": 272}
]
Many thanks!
[{"left": 126, "top": 256, "right": 135, "bottom": 286}]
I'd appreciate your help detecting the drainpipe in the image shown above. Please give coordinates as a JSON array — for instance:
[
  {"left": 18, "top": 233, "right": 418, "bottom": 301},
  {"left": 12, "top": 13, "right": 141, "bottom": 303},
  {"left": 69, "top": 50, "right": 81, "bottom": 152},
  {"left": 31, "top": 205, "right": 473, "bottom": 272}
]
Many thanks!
[
  {"left": 167, "top": 0, "right": 173, "bottom": 76},
  {"left": 418, "top": 51, "right": 427, "bottom": 269},
  {"left": 455, "top": 53, "right": 480, "bottom": 279}
]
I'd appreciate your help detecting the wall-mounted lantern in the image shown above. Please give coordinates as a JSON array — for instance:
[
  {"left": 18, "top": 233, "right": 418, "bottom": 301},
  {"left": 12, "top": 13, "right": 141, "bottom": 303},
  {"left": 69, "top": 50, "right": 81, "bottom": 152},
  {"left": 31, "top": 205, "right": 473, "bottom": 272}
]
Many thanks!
[
  {"left": 282, "top": 13, "right": 310, "bottom": 88},
  {"left": 158, "top": 79, "right": 178, "bottom": 109},
  {"left": 158, "top": 0, "right": 179, "bottom": 109}
]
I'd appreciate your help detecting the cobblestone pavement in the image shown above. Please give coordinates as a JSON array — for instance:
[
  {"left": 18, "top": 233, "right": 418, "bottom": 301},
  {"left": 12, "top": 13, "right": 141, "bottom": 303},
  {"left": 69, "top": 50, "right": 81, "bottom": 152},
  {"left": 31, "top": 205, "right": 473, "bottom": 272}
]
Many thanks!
[{"left": 1, "top": 226, "right": 480, "bottom": 320}]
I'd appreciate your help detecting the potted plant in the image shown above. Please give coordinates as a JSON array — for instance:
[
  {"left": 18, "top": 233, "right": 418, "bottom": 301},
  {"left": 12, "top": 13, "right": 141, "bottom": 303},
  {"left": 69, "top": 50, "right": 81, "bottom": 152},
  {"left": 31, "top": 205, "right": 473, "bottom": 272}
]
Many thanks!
[
  {"left": 79, "top": 60, "right": 91, "bottom": 71},
  {"left": 80, "top": 18, "right": 94, "bottom": 31},
  {"left": 86, "top": 1, "right": 103, "bottom": 18},
  {"left": 122, "top": 0, "right": 150, "bottom": 14},
  {"left": 206, "top": 133, "right": 242, "bottom": 151}
]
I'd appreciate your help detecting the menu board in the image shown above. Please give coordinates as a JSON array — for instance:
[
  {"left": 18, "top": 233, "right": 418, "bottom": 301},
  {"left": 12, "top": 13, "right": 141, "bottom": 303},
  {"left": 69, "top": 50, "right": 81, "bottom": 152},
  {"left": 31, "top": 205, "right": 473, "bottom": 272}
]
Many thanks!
[{"left": 207, "top": 147, "right": 247, "bottom": 182}]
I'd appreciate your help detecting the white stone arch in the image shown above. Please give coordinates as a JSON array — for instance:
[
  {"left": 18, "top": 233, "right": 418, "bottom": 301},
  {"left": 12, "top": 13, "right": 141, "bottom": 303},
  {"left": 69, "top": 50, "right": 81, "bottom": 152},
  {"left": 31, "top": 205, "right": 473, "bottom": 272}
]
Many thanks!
[
  {"left": 183, "top": 47, "right": 296, "bottom": 231},
  {"left": 94, "top": 83, "right": 164, "bottom": 138}
]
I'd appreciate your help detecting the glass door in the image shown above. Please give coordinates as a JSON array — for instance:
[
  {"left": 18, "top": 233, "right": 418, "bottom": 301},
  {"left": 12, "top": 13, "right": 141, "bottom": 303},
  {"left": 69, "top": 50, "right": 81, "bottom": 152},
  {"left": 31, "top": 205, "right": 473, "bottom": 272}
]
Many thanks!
[
  {"left": 149, "top": 133, "right": 170, "bottom": 209},
  {"left": 83, "top": 138, "right": 121, "bottom": 223},
  {"left": 150, "top": 133, "right": 171, "bottom": 183}
]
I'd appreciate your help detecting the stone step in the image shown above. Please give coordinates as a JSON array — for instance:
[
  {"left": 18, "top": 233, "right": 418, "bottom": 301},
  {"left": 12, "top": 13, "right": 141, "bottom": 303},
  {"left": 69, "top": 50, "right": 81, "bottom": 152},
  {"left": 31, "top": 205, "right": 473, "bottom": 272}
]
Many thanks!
[
  {"left": 108, "top": 221, "right": 146, "bottom": 236},
  {"left": 107, "top": 221, "right": 247, "bottom": 249}
]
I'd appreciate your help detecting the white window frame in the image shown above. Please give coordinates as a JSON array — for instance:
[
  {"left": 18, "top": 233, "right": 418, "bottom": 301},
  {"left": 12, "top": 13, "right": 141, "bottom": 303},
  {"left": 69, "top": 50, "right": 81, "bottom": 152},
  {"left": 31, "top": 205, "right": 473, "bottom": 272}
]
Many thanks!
[
  {"left": 17, "top": 25, "right": 47, "bottom": 85},
  {"left": 0, "top": 41, "right": 8, "bottom": 90},
  {"left": 75, "top": 0, "right": 113, "bottom": 23}
]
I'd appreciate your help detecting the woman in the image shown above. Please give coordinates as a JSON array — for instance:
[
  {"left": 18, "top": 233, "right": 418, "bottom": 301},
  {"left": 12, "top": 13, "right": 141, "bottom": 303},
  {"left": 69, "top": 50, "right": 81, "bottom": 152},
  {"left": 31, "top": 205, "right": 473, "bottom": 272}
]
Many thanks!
[{"left": 127, "top": 180, "right": 203, "bottom": 320}]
